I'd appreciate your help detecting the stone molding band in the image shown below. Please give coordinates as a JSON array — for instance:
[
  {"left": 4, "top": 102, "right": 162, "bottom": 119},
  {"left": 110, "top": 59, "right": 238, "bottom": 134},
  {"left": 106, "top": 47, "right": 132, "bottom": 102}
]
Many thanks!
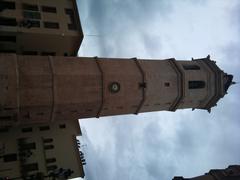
[
  {"left": 168, "top": 58, "right": 185, "bottom": 112},
  {"left": 132, "top": 58, "right": 146, "bottom": 115},
  {"left": 95, "top": 56, "right": 104, "bottom": 118}
]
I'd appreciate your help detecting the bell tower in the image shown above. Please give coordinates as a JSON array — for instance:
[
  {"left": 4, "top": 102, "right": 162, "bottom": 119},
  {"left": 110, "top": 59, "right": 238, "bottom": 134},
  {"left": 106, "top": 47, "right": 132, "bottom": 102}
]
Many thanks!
[
  {"left": 0, "top": 54, "right": 234, "bottom": 127},
  {"left": 167, "top": 55, "right": 234, "bottom": 113}
]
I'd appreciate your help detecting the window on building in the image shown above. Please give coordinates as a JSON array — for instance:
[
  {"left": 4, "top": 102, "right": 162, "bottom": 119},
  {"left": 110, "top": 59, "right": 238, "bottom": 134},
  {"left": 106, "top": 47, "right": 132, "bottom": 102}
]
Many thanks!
[
  {"left": 23, "top": 11, "right": 41, "bottom": 19},
  {"left": 36, "top": 112, "right": 44, "bottom": 116},
  {"left": 19, "top": 143, "right": 36, "bottom": 150},
  {"left": 0, "top": 115, "right": 12, "bottom": 121},
  {"left": 24, "top": 19, "right": 40, "bottom": 28},
  {"left": 0, "top": 36, "right": 16, "bottom": 42},
  {"left": 183, "top": 65, "right": 200, "bottom": 70},
  {"left": 139, "top": 82, "right": 146, "bottom": 88},
  {"left": 0, "top": 17, "right": 17, "bottom": 26},
  {"left": 22, "top": 51, "right": 38, "bottom": 55},
  {"left": 0, "top": 1, "right": 16, "bottom": 11},
  {"left": 0, "top": 126, "right": 9, "bottom": 133},
  {"left": 47, "top": 165, "right": 57, "bottom": 171},
  {"left": 21, "top": 20, "right": 40, "bottom": 28},
  {"left": 22, "top": 163, "right": 39, "bottom": 172},
  {"left": 59, "top": 124, "right": 66, "bottom": 129},
  {"left": 22, "top": 127, "right": 33, "bottom": 133},
  {"left": 30, "top": 20, "right": 40, "bottom": 27},
  {"left": 46, "top": 158, "right": 56, "bottom": 163},
  {"left": 0, "top": 50, "right": 16, "bottom": 53},
  {"left": 164, "top": 82, "right": 170, "bottom": 87},
  {"left": 43, "top": 138, "right": 53, "bottom": 143},
  {"left": 65, "top": 8, "right": 77, "bottom": 30},
  {"left": 44, "top": 145, "right": 54, "bottom": 150},
  {"left": 39, "top": 126, "right": 50, "bottom": 131},
  {"left": 41, "top": 6, "right": 57, "bottom": 13},
  {"left": 22, "top": 3, "right": 39, "bottom": 11},
  {"left": 41, "top": 52, "right": 56, "bottom": 56},
  {"left": 188, "top": 81, "right": 205, "bottom": 89},
  {"left": 3, "top": 153, "right": 17, "bottom": 162},
  {"left": 44, "top": 22, "right": 59, "bottom": 29}
]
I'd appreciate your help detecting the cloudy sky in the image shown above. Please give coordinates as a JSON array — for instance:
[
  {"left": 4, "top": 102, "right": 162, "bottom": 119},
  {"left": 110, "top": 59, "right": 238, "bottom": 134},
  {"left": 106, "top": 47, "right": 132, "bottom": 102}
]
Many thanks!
[{"left": 76, "top": 0, "right": 240, "bottom": 180}]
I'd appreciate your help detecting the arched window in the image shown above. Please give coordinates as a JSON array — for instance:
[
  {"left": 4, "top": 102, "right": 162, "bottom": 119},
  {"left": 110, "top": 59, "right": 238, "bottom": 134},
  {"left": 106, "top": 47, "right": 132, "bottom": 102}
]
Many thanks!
[{"left": 189, "top": 81, "right": 205, "bottom": 89}]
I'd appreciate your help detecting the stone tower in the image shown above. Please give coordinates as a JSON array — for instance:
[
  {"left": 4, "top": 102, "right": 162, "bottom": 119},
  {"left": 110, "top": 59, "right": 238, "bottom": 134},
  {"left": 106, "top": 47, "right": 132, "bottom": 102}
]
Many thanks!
[{"left": 0, "top": 54, "right": 234, "bottom": 127}]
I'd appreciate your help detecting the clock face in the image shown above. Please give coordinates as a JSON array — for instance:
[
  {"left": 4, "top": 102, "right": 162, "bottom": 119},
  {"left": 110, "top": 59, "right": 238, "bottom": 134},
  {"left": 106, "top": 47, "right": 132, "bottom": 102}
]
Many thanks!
[{"left": 109, "top": 82, "right": 121, "bottom": 93}]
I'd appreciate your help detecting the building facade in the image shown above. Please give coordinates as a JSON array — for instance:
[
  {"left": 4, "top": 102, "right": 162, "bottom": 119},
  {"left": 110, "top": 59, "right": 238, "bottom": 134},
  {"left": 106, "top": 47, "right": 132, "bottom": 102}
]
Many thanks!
[
  {"left": 0, "top": 120, "right": 85, "bottom": 179},
  {"left": 173, "top": 165, "right": 240, "bottom": 180},
  {"left": 0, "top": 0, "right": 83, "bottom": 56},
  {"left": 0, "top": 54, "right": 234, "bottom": 127}
]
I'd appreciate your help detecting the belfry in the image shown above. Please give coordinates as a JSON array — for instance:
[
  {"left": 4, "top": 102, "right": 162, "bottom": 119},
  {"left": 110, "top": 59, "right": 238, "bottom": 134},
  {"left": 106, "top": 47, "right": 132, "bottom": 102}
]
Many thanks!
[{"left": 0, "top": 54, "right": 234, "bottom": 127}]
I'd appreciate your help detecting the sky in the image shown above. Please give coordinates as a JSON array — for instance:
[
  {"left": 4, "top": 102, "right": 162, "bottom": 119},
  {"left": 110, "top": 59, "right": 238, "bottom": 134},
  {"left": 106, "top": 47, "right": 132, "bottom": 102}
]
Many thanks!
[{"left": 76, "top": 0, "right": 240, "bottom": 180}]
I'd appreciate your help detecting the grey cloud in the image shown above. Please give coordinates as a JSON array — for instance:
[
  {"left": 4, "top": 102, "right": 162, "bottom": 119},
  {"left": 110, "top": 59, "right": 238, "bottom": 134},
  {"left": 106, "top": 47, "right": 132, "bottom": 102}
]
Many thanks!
[
  {"left": 77, "top": 0, "right": 240, "bottom": 180},
  {"left": 78, "top": 0, "right": 177, "bottom": 58}
]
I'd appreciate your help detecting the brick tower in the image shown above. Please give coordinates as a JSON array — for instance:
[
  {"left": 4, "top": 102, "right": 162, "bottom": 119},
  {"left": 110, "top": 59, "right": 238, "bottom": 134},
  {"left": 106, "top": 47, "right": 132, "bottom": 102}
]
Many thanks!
[{"left": 0, "top": 54, "right": 234, "bottom": 127}]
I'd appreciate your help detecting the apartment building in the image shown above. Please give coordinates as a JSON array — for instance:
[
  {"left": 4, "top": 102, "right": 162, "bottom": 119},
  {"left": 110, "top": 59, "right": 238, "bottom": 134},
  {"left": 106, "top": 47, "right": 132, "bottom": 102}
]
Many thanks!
[
  {"left": 0, "top": 120, "right": 85, "bottom": 179},
  {"left": 0, "top": 0, "right": 83, "bottom": 56}
]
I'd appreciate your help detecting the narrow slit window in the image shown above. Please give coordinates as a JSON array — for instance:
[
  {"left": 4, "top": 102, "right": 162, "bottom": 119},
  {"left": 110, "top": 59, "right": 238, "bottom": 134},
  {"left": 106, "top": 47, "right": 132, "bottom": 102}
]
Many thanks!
[
  {"left": 183, "top": 65, "right": 200, "bottom": 70},
  {"left": 189, "top": 81, "right": 205, "bottom": 89},
  {"left": 164, "top": 82, "right": 170, "bottom": 87},
  {"left": 41, "top": 6, "right": 57, "bottom": 13},
  {"left": 44, "top": 22, "right": 59, "bottom": 29},
  {"left": 139, "top": 82, "right": 146, "bottom": 88}
]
